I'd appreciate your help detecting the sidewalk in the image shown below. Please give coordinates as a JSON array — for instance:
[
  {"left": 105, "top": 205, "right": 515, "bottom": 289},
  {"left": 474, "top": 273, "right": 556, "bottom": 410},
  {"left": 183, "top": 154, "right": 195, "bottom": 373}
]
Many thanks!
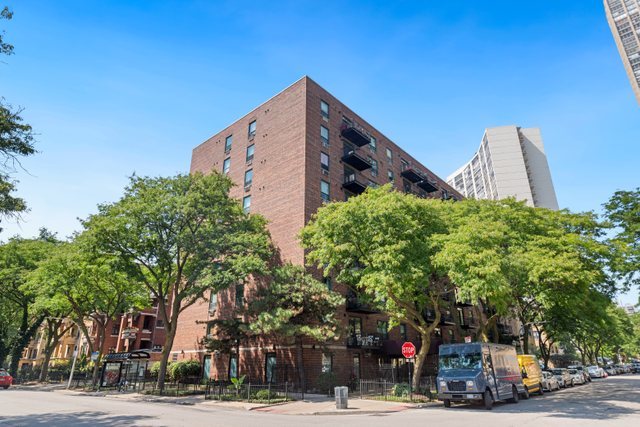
[{"left": 17, "top": 382, "right": 433, "bottom": 415}]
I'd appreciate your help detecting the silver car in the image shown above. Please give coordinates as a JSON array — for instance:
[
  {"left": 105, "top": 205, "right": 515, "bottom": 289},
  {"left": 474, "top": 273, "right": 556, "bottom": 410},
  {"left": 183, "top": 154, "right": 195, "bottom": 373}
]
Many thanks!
[
  {"left": 542, "top": 370, "right": 560, "bottom": 391},
  {"left": 551, "top": 368, "right": 573, "bottom": 387},
  {"left": 587, "top": 365, "right": 605, "bottom": 378},
  {"left": 568, "top": 369, "right": 585, "bottom": 385}
]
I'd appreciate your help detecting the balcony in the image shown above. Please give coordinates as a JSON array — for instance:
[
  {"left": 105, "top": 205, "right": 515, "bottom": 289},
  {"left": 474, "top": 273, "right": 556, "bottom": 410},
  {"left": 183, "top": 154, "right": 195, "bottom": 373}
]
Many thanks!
[
  {"left": 342, "top": 149, "right": 371, "bottom": 171},
  {"left": 400, "top": 167, "right": 424, "bottom": 183},
  {"left": 346, "top": 333, "right": 385, "bottom": 349},
  {"left": 417, "top": 179, "right": 438, "bottom": 193},
  {"left": 346, "top": 291, "right": 378, "bottom": 313},
  {"left": 341, "top": 123, "right": 372, "bottom": 147},
  {"left": 343, "top": 174, "right": 367, "bottom": 195}
]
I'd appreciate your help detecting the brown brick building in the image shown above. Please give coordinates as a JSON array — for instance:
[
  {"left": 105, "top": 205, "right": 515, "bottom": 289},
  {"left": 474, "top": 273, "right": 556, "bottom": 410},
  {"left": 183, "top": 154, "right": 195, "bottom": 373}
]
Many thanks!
[{"left": 172, "top": 76, "right": 482, "bottom": 388}]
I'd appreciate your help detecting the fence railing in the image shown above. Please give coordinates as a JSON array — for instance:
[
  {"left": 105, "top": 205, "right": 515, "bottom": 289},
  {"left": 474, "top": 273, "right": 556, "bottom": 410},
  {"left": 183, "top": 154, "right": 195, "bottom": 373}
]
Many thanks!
[
  {"left": 357, "top": 377, "right": 436, "bottom": 401},
  {"left": 204, "top": 380, "right": 295, "bottom": 403}
]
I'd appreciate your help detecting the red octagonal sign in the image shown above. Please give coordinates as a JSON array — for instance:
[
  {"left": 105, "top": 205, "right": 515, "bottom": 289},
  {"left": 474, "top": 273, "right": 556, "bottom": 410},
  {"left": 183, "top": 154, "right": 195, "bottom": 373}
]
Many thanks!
[{"left": 401, "top": 342, "right": 416, "bottom": 359}]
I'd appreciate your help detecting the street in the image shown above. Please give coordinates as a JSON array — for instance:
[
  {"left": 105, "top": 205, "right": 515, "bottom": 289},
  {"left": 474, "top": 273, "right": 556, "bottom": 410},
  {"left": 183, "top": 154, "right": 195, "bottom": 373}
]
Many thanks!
[{"left": 0, "top": 375, "right": 638, "bottom": 426}]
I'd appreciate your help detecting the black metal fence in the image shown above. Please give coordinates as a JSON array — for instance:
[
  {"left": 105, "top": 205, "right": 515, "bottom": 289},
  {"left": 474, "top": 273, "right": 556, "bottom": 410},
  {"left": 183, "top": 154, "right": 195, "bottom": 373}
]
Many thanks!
[
  {"left": 357, "top": 377, "right": 436, "bottom": 401},
  {"left": 204, "top": 380, "right": 295, "bottom": 403}
]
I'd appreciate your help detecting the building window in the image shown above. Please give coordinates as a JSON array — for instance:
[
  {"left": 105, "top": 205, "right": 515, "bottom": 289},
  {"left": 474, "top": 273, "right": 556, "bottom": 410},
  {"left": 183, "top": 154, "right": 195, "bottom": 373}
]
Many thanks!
[
  {"left": 111, "top": 323, "right": 119, "bottom": 336},
  {"left": 388, "top": 170, "right": 394, "bottom": 182},
  {"left": 401, "top": 159, "right": 409, "bottom": 171},
  {"left": 321, "top": 353, "right": 333, "bottom": 373},
  {"left": 142, "top": 316, "right": 153, "bottom": 331},
  {"left": 320, "top": 126, "right": 330, "bottom": 147},
  {"left": 206, "top": 321, "right": 215, "bottom": 337},
  {"left": 349, "top": 317, "right": 362, "bottom": 337},
  {"left": 320, "top": 100, "right": 329, "bottom": 120},
  {"left": 400, "top": 324, "right": 408, "bottom": 341},
  {"left": 156, "top": 318, "right": 165, "bottom": 328},
  {"left": 352, "top": 354, "right": 361, "bottom": 380},
  {"left": 403, "top": 179, "right": 411, "bottom": 193},
  {"left": 386, "top": 148, "right": 393, "bottom": 164},
  {"left": 244, "top": 169, "right": 253, "bottom": 188},
  {"left": 242, "top": 196, "right": 251, "bottom": 214},
  {"left": 223, "top": 158, "right": 231, "bottom": 175},
  {"left": 266, "top": 353, "right": 277, "bottom": 383},
  {"left": 248, "top": 120, "right": 256, "bottom": 139},
  {"left": 321, "top": 152, "right": 330, "bottom": 171},
  {"left": 225, "top": 135, "right": 233, "bottom": 152},
  {"left": 246, "top": 144, "right": 254, "bottom": 163},
  {"left": 320, "top": 180, "right": 330, "bottom": 202},
  {"left": 324, "top": 276, "right": 332, "bottom": 291},
  {"left": 209, "top": 291, "right": 218, "bottom": 314},
  {"left": 369, "top": 136, "right": 377, "bottom": 152},
  {"left": 172, "top": 353, "right": 178, "bottom": 362},
  {"left": 229, "top": 354, "right": 238, "bottom": 379},
  {"left": 448, "top": 329, "right": 455, "bottom": 343},
  {"left": 235, "top": 283, "right": 245, "bottom": 306},
  {"left": 370, "top": 158, "right": 378, "bottom": 177},
  {"left": 377, "top": 320, "right": 388, "bottom": 339},
  {"left": 153, "top": 344, "right": 163, "bottom": 353}
]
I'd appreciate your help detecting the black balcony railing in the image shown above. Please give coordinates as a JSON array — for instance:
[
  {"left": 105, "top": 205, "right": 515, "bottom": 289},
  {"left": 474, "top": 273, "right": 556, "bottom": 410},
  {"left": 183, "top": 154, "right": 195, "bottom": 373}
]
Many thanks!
[
  {"left": 346, "top": 291, "right": 378, "bottom": 313},
  {"left": 400, "top": 167, "right": 423, "bottom": 183},
  {"left": 417, "top": 179, "right": 438, "bottom": 193},
  {"left": 340, "top": 123, "right": 372, "bottom": 147},
  {"left": 342, "top": 149, "right": 372, "bottom": 171},
  {"left": 346, "top": 333, "right": 385, "bottom": 349},
  {"left": 343, "top": 174, "right": 367, "bottom": 195}
]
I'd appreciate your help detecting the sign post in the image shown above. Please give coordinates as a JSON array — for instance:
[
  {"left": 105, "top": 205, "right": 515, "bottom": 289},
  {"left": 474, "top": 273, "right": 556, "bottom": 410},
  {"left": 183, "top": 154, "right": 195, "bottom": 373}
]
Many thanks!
[{"left": 402, "top": 342, "right": 416, "bottom": 401}]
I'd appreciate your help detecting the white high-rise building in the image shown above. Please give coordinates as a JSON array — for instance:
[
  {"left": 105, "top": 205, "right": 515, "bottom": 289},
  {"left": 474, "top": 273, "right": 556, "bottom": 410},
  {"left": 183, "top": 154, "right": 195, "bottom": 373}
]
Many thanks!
[
  {"left": 447, "top": 126, "right": 559, "bottom": 210},
  {"left": 604, "top": 0, "right": 640, "bottom": 105}
]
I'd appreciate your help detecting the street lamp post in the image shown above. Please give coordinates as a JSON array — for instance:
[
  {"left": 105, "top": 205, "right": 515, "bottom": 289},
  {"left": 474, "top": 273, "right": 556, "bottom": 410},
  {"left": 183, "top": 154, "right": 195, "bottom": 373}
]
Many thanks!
[{"left": 67, "top": 328, "right": 82, "bottom": 390}]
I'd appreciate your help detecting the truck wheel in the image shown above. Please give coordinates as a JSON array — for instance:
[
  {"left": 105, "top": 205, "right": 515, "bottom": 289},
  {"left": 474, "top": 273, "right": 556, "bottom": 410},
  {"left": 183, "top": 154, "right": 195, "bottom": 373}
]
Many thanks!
[
  {"left": 443, "top": 399, "right": 451, "bottom": 408},
  {"left": 538, "top": 383, "right": 544, "bottom": 395},
  {"left": 521, "top": 386, "right": 530, "bottom": 399},
  {"left": 483, "top": 390, "right": 493, "bottom": 410},
  {"left": 508, "top": 385, "right": 519, "bottom": 403}
]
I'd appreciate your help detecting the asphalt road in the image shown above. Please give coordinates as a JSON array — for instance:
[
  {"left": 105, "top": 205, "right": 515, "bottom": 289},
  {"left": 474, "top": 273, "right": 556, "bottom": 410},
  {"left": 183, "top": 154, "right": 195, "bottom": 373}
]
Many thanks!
[{"left": 0, "top": 374, "right": 638, "bottom": 426}]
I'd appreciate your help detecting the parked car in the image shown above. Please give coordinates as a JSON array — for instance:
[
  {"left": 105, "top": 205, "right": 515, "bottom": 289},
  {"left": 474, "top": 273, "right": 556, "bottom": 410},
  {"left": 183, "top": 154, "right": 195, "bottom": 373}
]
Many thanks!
[
  {"left": 569, "top": 365, "right": 592, "bottom": 383},
  {"left": 631, "top": 363, "right": 640, "bottom": 373},
  {"left": 542, "top": 371, "right": 560, "bottom": 391},
  {"left": 0, "top": 369, "right": 13, "bottom": 389},
  {"left": 518, "top": 355, "right": 545, "bottom": 396},
  {"left": 605, "top": 366, "right": 617, "bottom": 376},
  {"left": 551, "top": 368, "right": 573, "bottom": 387},
  {"left": 437, "top": 342, "right": 528, "bottom": 410},
  {"left": 587, "top": 365, "right": 605, "bottom": 378},
  {"left": 568, "top": 369, "right": 586, "bottom": 385}
]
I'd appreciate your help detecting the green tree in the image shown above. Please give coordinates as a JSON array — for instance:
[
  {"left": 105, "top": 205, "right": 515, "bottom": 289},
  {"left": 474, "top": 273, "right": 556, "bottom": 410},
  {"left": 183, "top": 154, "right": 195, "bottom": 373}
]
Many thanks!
[
  {"left": 0, "top": 7, "right": 37, "bottom": 226},
  {"left": 604, "top": 188, "right": 640, "bottom": 289},
  {"left": 434, "top": 198, "right": 611, "bottom": 353},
  {"left": 246, "top": 264, "right": 343, "bottom": 390},
  {"left": 0, "top": 233, "right": 57, "bottom": 376},
  {"left": 81, "top": 172, "right": 272, "bottom": 391},
  {"left": 30, "top": 239, "right": 148, "bottom": 384},
  {"left": 301, "top": 186, "right": 453, "bottom": 391}
]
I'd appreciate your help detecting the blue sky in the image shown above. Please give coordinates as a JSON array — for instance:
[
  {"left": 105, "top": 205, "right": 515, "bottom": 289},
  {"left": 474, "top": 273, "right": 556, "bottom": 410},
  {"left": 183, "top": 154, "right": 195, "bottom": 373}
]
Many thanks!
[{"left": 0, "top": 1, "right": 638, "bottom": 303}]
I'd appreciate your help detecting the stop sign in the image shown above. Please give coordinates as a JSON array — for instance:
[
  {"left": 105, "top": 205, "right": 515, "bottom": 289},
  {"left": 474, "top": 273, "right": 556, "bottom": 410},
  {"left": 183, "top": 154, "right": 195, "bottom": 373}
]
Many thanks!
[{"left": 401, "top": 342, "right": 416, "bottom": 359}]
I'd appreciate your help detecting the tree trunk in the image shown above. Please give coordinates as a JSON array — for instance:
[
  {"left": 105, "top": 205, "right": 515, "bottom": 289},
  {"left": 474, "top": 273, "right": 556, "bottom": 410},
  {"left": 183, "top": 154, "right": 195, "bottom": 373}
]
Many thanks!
[
  {"left": 295, "top": 336, "right": 305, "bottom": 392},
  {"left": 522, "top": 324, "right": 530, "bottom": 354},
  {"left": 9, "top": 307, "right": 43, "bottom": 377},
  {"left": 91, "top": 323, "right": 107, "bottom": 386},
  {"left": 157, "top": 322, "right": 177, "bottom": 391},
  {"left": 412, "top": 331, "right": 430, "bottom": 392},
  {"left": 39, "top": 331, "right": 56, "bottom": 382}
]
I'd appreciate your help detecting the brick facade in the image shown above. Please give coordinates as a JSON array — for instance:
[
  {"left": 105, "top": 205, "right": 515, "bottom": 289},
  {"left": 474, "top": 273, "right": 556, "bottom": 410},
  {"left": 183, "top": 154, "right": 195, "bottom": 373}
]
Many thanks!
[{"left": 175, "top": 76, "right": 481, "bottom": 389}]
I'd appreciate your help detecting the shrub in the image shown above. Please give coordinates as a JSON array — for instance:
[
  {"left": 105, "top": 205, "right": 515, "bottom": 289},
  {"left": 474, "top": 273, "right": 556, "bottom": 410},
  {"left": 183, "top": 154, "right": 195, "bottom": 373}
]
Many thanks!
[
  {"left": 169, "top": 360, "right": 201, "bottom": 381},
  {"left": 149, "top": 361, "right": 168, "bottom": 378},
  {"left": 255, "top": 389, "right": 277, "bottom": 400},
  {"left": 315, "top": 372, "right": 338, "bottom": 395},
  {"left": 392, "top": 383, "right": 411, "bottom": 397}
]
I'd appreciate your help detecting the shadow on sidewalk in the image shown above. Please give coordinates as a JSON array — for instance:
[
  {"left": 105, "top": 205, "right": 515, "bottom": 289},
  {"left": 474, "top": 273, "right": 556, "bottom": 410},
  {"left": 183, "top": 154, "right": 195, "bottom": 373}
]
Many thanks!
[{"left": 0, "top": 411, "right": 154, "bottom": 426}]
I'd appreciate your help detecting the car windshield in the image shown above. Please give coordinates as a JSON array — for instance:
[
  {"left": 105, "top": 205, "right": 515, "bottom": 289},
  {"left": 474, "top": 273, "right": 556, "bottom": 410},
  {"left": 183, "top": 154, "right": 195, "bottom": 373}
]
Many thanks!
[
  {"left": 569, "top": 369, "right": 577, "bottom": 374},
  {"left": 551, "top": 369, "right": 563, "bottom": 374},
  {"left": 439, "top": 352, "right": 482, "bottom": 370}
]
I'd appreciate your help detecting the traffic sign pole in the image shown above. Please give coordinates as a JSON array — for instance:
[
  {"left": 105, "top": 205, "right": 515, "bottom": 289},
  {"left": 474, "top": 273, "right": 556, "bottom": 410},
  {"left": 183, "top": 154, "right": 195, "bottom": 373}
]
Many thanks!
[{"left": 401, "top": 342, "right": 416, "bottom": 401}]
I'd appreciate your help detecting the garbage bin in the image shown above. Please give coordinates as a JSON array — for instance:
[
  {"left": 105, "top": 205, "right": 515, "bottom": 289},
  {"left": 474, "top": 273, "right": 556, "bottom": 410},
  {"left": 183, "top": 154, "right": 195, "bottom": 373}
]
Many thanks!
[{"left": 335, "top": 386, "right": 348, "bottom": 409}]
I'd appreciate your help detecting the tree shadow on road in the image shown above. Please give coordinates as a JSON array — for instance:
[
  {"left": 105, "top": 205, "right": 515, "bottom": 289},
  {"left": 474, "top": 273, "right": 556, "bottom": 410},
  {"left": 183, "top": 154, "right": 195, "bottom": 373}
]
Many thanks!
[
  {"left": 425, "top": 376, "right": 640, "bottom": 421},
  {"left": 0, "top": 410, "right": 155, "bottom": 426}
]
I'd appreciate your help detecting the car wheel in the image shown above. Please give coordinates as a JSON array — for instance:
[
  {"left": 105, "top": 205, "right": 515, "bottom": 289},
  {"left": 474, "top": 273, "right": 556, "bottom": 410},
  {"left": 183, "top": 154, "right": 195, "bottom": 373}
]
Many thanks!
[
  {"left": 538, "top": 383, "right": 544, "bottom": 396},
  {"left": 443, "top": 399, "right": 451, "bottom": 408},
  {"left": 570, "top": 380, "right": 574, "bottom": 387},
  {"left": 484, "top": 390, "right": 493, "bottom": 410},
  {"left": 508, "top": 385, "right": 519, "bottom": 403},
  {"left": 521, "top": 386, "right": 530, "bottom": 400},
  {"left": 2, "top": 386, "right": 8, "bottom": 390}
]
